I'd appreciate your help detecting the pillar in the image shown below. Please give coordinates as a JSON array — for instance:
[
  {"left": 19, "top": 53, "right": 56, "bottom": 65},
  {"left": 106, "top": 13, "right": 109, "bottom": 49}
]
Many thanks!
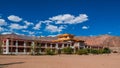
[
  {"left": 50, "top": 43, "right": 53, "bottom": 51},
  {"left": 73, "top": 46, "right": 76, "bottom": 54},
  {"left": 6, "top": 39, "right": 9, "bottom": 54},
  {"left": 62, "top": 44, "right": 64, "bottom": 49},
  {"left": 56, "top": 43, "right": 58, "bottom": 49},
  {"left": 55, "top": 43, "right": 59, "bottom": 53},
  {"left": 15, "top": 40, "right": 18, "bottom": 54},
  {"left": 24, "top": 41, "right": 26, "bottom": 54},
  {"left": 31, "top": 41, "right": 35, "bottom": 55},
  {"left": 45, "top": 43, "right": 47, "bottom": 48},
  {"left": 67, "top": 44, "right": 69, "bottom": 47},
  {"left": 50, "top": 44, "right": 52, "bottom": 48}
]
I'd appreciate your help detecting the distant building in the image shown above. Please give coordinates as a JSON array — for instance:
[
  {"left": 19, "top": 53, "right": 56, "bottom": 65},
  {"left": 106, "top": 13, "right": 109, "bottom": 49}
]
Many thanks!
[{"left": 0, "top": 33, "right": 103, "bottom": 54}]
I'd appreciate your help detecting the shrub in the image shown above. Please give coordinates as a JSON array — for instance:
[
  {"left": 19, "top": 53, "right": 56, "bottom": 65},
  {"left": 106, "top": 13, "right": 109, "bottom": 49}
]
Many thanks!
[
  {"left": 98, "top": 49, "right": 104, "bottom": 54},
  {"left": 86, "top": 48, "right": 92, "bottom": 53},
  {"left": 77, "top": 49, "right": 88, "bottom": 55},
  {"left": 62, "top": 47, "right": 73, "bottom": 54},
  {"left": 91, "top": 49, "right": 99, "bottom": 54},
  {"left": 103, "top": 48, "right": 111, "bottom": 54},
  {"left": 45, "top": 48, "right": 55, "bottom": 55}
]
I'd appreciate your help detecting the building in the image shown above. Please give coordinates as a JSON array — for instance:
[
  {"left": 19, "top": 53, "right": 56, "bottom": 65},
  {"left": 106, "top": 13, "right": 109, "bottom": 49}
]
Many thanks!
[{"left": 0, "top": 33, "right": 103, "bottom": 54}]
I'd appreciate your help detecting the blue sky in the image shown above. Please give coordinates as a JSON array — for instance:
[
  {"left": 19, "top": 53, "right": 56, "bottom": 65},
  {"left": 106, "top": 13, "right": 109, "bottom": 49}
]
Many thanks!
[{"left": 0, "top": 0, "right": 120, "bottom": 36}]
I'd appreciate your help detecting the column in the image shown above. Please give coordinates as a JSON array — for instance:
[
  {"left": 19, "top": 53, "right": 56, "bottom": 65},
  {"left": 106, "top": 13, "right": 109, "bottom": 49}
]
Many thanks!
[
  {"left": 73, "top": 45, "right": 76, "bottom": 53},
  {"left": 67, "top": 44, "right": 69, "bottom": 47},
  {"left": 62, "top": 44, "right": 64, "bottom": 49},
  {"left": 50, "top": 44, "right": 52, "bottom": 48},
  {"left": 86, "top": 45, "right": 88, "bottom": 49},
  {"left": 24, "top": 41, "right": 26, "bottom": 54},
  {"left": 15, "top": 40, "right": 18, "bottom": 54},
  {"left": 50, "top": 44, "right": 53, "bottom": 51},
  {"left": 6, "top": 39, "right": 9, "bottom": 54},
  {"left": 83, "top": 45, "right": 86, "bottom": 49},
  {"left": 45, "top": 43, "right": 47, "bottom": 48},
  {"left": 70, "top": 43, "right": 74, "bottom": 49},
  {"left": 56, "top": 43, "right": 58, "bottom": 49},
  {"left": 55, "top": 43, "right": 58, "bottom": 53},
  {"left": 39, "top": 43, "right": 41, "bottom": 54}
]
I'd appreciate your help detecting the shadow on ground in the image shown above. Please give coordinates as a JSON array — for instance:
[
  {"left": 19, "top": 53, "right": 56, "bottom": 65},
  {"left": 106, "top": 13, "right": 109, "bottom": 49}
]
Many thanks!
[{"left": 0, "top": 62, "right": 24, "bottom": 68}]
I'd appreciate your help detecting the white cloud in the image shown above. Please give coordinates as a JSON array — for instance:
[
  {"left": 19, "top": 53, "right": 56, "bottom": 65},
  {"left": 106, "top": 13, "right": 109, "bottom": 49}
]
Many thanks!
[
  {"left": 33, "top": 21, "right": 41, "bottom": 30},
  {"left": 0, "top": 27, "right": 4, "bottom": 31},
  {"left": 24, "top": 21, "right": 33, "bottom": 26},
  {"left": 82, "top": 26, "right": 89, "bottom": 29},
  {"left": 49, "top": 14, "right": 88, "bottom": 24},
  {"left": 0, "top": 19, "right": 7, "bottom": 26},
  {"left": 22, "top": 30, "right": 35, "bottom": 35},
  {"left": 45, "top": 24, "right": 66, "bottom": 33},
  {"left": 29, "top": 31, "right": 35, "bottom": 35},
  {"left": 9, "top": 23, "right": 27, "bottom": 29},
  {"left": 1, "top": 32, "right": 12, "bottom": 35},
  {"left": 8, "top": 15, "right": 22, "bottom": 22},
  {"left": 22, "top": 30, "right": 29, "bottom": 32},
  {"left": 47, "top": 34, "right": 61, "bottom": 37},
  {"left": 0, "top": 27, "right": 8, "bottom": 32}
]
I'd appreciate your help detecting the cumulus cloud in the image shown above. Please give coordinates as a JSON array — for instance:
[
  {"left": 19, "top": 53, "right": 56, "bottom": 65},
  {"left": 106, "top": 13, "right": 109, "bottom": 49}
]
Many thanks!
[
  {"left": 9, "top": 23, "right": 27, "bottom": 29},
  {"left": 49, "top": 14, "right": 88, "bottom": 24},
  {"left": 24, "top": 21, "right": 33, "bottom": 26},
  {"left": 1, "top": 32, "right": 12, "bottom": 35},
  {"left": 0, "top": 19, "right": 7, "bottom": 26},
  {"left": 45, "top": 24, "right": 66, "bottom": 33},
  {"left": 0, "top": 27, "right": 4, "bottom": 31},
  {"left": 82, "top": 26, "right": 89, "bottom": 29},
  {"left": 8, "top": 15, "right": 22, "bottom": 22},
  {"left": 33, "top": 21, "right": 41, "bottom": 30},
  {"left": 29, "top": 31, "right": 35, "bottom": 35},
  {"left": 22, "top": 30, "right": 35, "bottom": 35}
]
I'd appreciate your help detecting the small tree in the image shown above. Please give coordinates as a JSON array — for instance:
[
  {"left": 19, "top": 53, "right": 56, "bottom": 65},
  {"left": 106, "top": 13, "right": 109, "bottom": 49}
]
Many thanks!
[
  {"left": 98, "top": 49, "right": 104, "bottom": 54},
  {"left": 45, "top": 48, "right": 55, "bottom": 55},
  {"left": 31, "top": 42, "right": 36, "bottom": 55},
  {"left": 86, "top": 48, "right": 91, "bottom": 53},
  {"left": 62, "top": 47, "right": 73, "bottom": 54},
  {"left": 77, "top": 49, "right": 88, "bottom": 55},
  {"left": 103, "top": 48, "right": 111, "bottom": 54},
  {"left": 36, "top": 43, "right": 41, "bottom": 55},
  {"left": 91, "top": 49, "right": 99, "bottom": 54}
]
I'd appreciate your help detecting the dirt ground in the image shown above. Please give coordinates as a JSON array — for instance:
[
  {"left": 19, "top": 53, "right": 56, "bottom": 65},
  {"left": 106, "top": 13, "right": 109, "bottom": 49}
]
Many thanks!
[{"left": 0, "top": 54, "right": 120, "bottom": 68}]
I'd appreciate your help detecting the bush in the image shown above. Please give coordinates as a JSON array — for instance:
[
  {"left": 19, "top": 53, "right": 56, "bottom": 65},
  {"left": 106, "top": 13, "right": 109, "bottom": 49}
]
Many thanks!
[
  {"left": 103, "top": 48, "right": 111, "bottom": 54},
  {"left": 77, "top": 49, "right": 88, "bottom": 55},
  {"left": 62, "top": 47, "right": 73, "bottom": 54},
  {"left": 86, "top": 48, "right": 92, "bottom": 53},
  {"left": 45, "top": 48, "right": 55, "bottom": 55},
  {"left": 98, "top": 49, "right": 104, "bottom": 54},
  {"left": 91, "top": 49, "right": 99, "bottom": 54}
]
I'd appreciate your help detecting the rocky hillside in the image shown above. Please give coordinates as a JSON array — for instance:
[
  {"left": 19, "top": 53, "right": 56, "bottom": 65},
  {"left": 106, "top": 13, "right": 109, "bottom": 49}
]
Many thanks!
[{"left": 75, "top": 35, "right": 120, "bottom": 47}]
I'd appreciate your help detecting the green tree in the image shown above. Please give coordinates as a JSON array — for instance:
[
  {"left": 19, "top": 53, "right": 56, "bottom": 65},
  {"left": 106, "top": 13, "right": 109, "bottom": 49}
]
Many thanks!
[
  {"left": 91, "top": 49, "right": 99, "bottom": 54},
  {"left": 62, "top": 47, "right": 73, "bottom": 54},
  {"left": 77, "top": 49, "right": 88, "bottom": 55},
  {"left": 36, "top": 43, "right": 41, "bottom": 55},
  {"left": 31, "top": 42, "right": 36, "bottom": 55},
  {"left": 45, "top": 48, "right": 55, "bottom": 55},
  {"left": 103, "top": 48, "right": 111, "bottom": 54}
]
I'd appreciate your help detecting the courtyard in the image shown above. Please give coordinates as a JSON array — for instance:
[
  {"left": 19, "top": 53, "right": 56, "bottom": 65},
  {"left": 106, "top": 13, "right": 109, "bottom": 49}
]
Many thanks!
[{"left": 0, "top": 54, "right": 120, "bottom": 68}]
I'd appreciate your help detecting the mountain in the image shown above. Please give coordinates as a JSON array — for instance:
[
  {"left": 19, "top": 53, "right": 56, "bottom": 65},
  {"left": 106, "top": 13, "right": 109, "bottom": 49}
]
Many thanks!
[{"left": 75, "top": 34, "right": 120, "bottom": 47}]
